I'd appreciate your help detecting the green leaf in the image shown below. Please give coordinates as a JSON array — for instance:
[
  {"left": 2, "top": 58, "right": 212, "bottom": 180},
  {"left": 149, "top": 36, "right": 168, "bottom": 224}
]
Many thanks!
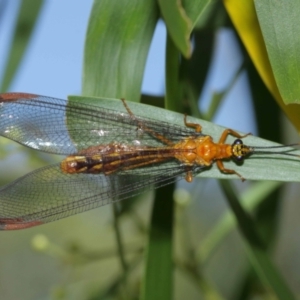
[
  {"left": 255, "top": 0, "right": 300, "bottom": 105},
  {"left": 224, "top": 0, "right": 300, "bottom": 131},
  {"left": 68, "top": 96, "right": 300, "bottom": 183},
  {"left": 141, "top": 184, "right": 174, "bottom": 300},
  {"left": 0, "top": 0, "right": 44, "bottom": 92},
  {"left": 165, "top": 34, "right": 183, "bottom": 112},
  {"left": 82, "top": 0, "right": 158, "bottom": 101},
  {"left": 158, "top": 0, "right": 211, "bottom": 58},
  {"left": 182, "top": 0, "right": 212, "bottom": 28},
  {"left": 158, "top": 0, "right": 192, "bottom": 58}
]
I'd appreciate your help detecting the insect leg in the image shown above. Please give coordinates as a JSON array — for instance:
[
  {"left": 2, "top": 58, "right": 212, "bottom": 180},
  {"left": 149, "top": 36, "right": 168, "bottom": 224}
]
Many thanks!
[
  {"left": 185, "top": 170, "right": 193, "bottom": 182},
  {"left": 216, "top": 160, "right": 245, "bottom": 182},
  {"left": 183, "top": 115, "right": 202, "bottom": 133},
  {"left": 121, "top": 99, "right": 174, "bottom": 146},
  {"left": 218, "top": 129, "right": 251, "bottom": 144}
]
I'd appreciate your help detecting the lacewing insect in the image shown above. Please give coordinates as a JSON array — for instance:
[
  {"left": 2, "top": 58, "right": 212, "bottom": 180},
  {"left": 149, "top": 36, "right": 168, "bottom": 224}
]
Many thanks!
[{"left": 0, "top": 93, "right": 298, "bottom": 230}]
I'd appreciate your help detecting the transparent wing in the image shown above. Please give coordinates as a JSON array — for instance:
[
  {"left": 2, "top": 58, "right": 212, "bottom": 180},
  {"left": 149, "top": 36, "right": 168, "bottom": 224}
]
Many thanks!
[
  {"left": 0, "top": 162, "right": 204, "bottom": 230},
  {"left": 0, "top": 93, "right": 200, "bottom": 154}
]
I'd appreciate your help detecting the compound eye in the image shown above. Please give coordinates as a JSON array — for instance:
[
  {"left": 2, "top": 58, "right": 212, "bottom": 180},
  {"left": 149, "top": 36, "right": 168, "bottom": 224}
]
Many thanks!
[
  {"left": 234, "top": 155, "right": 244, "bottom": 162},
  {"left": 233, "top": 139, "right": 243, "bottom": 146}
]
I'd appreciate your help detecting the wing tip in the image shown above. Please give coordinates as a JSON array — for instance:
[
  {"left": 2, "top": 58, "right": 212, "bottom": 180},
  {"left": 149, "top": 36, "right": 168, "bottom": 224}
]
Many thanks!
[
  {"left": 0, "top": 218, "right": 43, "bottom": 230},
  {"left": 0, "top": 93, "right": 40, "bottom": 102}
]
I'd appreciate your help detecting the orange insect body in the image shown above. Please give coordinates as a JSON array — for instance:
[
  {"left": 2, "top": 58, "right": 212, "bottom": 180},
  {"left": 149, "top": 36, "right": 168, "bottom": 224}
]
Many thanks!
[{"left": 61, "top": 138, "right": 232, "bottom": 177}]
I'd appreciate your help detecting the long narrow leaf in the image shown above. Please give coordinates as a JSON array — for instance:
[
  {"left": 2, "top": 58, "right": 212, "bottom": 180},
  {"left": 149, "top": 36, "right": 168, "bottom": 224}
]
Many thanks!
[
  {"left": 0, "top": 0, "right": 44, "bottom": 92},
  {"left": 69, "top": 96, "right": 300, "bottom": 183},
  {"left": 224, "top": 0, "right": 300, "bottom": 132},
  {"left": 82, "top": 0, "right": 158, "bottom": 101},
  {"left": 141, "top": 184, "right": 174, "bottom": 300},
  {"left": 255, "top": 0, "right": 300, "bottom": 105}
]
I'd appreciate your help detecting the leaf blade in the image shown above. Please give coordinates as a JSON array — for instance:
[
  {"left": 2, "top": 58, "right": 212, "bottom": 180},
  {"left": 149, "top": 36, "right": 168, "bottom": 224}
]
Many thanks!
[
  {"left": 224, "top": 0, "right": 300, "bottom": 132},
  {"left": 255, "top": 0, "right": 300, "bottom": 105},
  {"left": 0, "top": 0, "right": 44, "bottom": 92},
  {"left": 82, "top": 0, "right": 158, "bottom": 101},
  {"left": 68, "top": 95, "right": 300, "bottom": 183}
]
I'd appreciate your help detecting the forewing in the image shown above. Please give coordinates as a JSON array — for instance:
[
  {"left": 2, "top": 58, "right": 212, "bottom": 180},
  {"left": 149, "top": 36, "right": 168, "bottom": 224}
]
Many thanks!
[{"left": 0, "top": 93, "right": 198, "bottom": 155}]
